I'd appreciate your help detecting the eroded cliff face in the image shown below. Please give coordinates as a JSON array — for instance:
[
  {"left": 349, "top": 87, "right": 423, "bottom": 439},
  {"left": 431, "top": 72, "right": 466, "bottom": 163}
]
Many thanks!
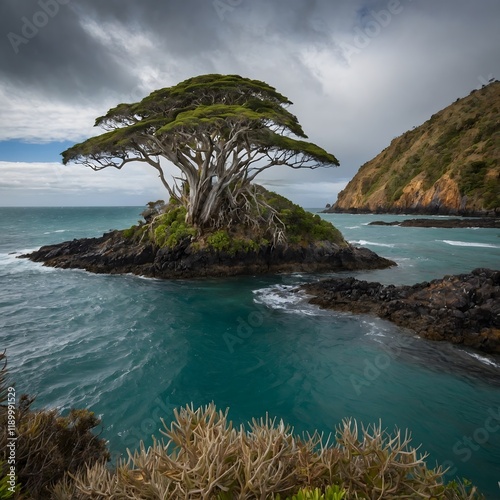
[
  {"left": 331, "top": 81, "right": 500, "bottom": 215},
  {"left": 394, "top": 174, "right": 463, "bottom": 212}
]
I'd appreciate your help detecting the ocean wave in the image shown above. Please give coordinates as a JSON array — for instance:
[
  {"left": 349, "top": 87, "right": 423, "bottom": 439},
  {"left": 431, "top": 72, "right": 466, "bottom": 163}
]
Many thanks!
[
  {"left": 0, "top": 250, "right": 35, "bottom": 265},
  {"left": 253, "top": 284, "right": 324, "bottom": 316},
  {"left": 463, "top": 352, "right": 500, "bottom": 368},
  {"left": 43, "top": 229, "right": 67, "bottom": 234},
  {"left": 350, "top": 240, "right": 396, "bottom": 248},
  {"left": 366, "top": 330, "right": 386, "bottom": 338},
  {"left": 439, "top": 240, "right": 500, "bottom": 249},
  {"left": 0, "top": 250, "right": 57, "bottom": 275},
  {"left": 345, "top": 225, "right": 361, "bottom": 229}
]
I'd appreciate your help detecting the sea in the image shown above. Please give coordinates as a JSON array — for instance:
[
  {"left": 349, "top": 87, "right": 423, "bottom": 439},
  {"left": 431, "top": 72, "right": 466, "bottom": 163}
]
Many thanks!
[{"left": 1, "top": 207, "right": 500, "bottom": 497}]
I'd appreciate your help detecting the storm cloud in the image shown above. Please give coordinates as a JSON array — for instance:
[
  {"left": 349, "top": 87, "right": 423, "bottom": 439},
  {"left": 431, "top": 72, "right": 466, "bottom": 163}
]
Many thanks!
[{"left": 1, "top": 0, "right": 499, "bottom": 206}]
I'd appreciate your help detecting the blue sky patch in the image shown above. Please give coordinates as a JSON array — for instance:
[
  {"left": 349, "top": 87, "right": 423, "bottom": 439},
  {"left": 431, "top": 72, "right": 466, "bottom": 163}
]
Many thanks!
[{"left": 0, "top": 140, "right": 73, "bottom": 163}]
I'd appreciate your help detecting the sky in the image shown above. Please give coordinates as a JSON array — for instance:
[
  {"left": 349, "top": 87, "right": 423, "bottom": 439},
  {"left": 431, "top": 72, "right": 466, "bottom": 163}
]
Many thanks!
[{"left": 0, "top": 0, "right": 499, "bottom": 207}]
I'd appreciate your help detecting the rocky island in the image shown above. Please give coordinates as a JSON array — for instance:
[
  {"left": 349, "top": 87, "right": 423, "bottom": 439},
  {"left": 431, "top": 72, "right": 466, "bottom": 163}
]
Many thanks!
[
  {"left": 20, "top": 75, "right": 398, "bottom": 278},
  {"left": 302, "top": 268, "right": 500, "bottom": 354},
  {"left": 22, "top": 195, "right": 395, "bottom": 279}
]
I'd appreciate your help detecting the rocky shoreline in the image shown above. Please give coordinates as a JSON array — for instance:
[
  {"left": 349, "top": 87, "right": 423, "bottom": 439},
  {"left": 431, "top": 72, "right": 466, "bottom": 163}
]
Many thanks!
[
  {"left": 324, "top": 207, "right": 500, "bottom": 217},
  {"left": 301, "top": 268, "right": 500, "bottom": 354},
  {"left": 368, "top": 218, "right": 500, "bottom": 228},
  {"left": 20, "top": 230, "right": 395, "bottom": 279}
]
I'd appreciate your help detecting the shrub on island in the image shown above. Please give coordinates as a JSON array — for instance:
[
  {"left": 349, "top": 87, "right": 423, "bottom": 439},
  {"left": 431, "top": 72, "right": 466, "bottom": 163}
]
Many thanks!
[{"left": 122, "top": 187, "right": 347, "bottom": 255}]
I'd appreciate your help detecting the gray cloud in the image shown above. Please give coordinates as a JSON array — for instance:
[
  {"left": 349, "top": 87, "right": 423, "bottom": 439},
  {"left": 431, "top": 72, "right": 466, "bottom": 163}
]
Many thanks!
[{"left": 1, "top": 0, "right": 499, "bottom": 206}]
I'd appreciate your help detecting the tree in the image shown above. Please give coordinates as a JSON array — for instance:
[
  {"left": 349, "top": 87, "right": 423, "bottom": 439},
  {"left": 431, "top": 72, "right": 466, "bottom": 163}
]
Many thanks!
[{"left": 62, "top": 74, "right": 339, "bottom": 233}]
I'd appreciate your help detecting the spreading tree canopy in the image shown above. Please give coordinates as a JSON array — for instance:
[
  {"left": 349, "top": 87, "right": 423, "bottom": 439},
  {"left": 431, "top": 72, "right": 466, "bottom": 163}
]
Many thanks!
[{"left": 62, "top": 74, "right": 339, "bottom": 233}]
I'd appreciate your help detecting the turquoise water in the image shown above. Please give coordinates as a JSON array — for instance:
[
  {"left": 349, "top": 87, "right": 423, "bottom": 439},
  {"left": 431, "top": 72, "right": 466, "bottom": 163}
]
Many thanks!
[{"left": 1, "top": 207, "right": 500, "bottom": 497}]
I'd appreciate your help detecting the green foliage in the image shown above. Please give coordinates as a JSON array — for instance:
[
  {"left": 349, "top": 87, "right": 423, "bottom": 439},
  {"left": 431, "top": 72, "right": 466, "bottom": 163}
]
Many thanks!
[
  {"left": 62, "top": 74, "right": 338, "bottom": 168},
  {"left": 445, "top": 478, "right": 483, "bottom": 499},
  {"left": 206, "top": 229, "right": 232, "bottom": 252},
  {"left": 459, "top": 160, "right": 488, "bottom": 195},
  {"left": 136, "top": 187, "right": 346, "bottom": 255},
  {"left": 282, "top": 485, "right": 346, "bottom": 500},
  {"left": 360, "top": 176, "right": 374, "bottom": 195},
  {"left": 151, "top": 206, "right": 196, "bottom": 248},
  {"left": 262, "top": 190, "right": 345, "bottom": 245},
  {"left": 279, "top": 205, "right": 344, "bottom": 244},
  {"left": 483, "top": 176, "right": 500, "bottom": 209},
  {"left": 435, "top": 124, "right": 464, "bottom": 151},
  {"left": 474, "top": 120, "right": 500, "bottom": 142},
  {"left": 0, "top": 462, "right": 16, "bottom": 499},
  {"left": 141, "top": 199, "right": 165, "bottom": 222},
  {"left": 205, "top": 230, "right": 260, "bottom": 255},
  {"left": 122, "top": 225, "right": 137, "bottom": 239},
  {"left": 457, "top": 159, "right": 500, "bottom": 209}
]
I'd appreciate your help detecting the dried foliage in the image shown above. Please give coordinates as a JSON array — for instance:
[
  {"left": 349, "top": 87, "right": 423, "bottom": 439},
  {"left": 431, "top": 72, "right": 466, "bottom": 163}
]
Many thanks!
[
  {"left": 54, "top": 403, "right": 482, "bottom": 500},
  {"left": 0, "top": 352, "right": 110, "bottom": 499}
]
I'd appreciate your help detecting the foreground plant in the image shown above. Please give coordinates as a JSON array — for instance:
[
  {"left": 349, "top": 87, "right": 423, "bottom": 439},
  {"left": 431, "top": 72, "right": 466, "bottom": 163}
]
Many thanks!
[
  {"left": 0, "top": 352, "right": 109, "bottom": 499},
  {"left": 56, "top": 403, "right": 482, "bottom": 499}
]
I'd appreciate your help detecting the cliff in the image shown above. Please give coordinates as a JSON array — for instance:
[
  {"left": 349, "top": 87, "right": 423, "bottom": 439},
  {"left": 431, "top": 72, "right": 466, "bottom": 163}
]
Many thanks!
[{"left": 330, "top": 81, "right": 500, "bottom": 215}]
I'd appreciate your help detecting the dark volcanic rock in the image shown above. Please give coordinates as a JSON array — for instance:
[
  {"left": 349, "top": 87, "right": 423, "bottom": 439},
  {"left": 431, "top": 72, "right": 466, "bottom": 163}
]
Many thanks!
[
  {"left": 302, "top": 268, "right": 500, "bottom": 354},
  {"left": 21, "top": 231, "right": 395, "bottom": 279},
  {"left": 369, "top": 218, "right": 500, "bottom": 228}
]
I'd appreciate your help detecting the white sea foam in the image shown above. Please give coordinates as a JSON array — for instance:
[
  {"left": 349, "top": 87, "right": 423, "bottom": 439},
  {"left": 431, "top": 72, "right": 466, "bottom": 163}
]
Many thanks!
[
  {"left": 43, "top": 229, "right": 67, "bottom": 234},
  {"left": 253, "top": 284, "right": 323, "bottom": 316},
  {"left": 350, "top": 240, "right": 396, "bottom": 248},
  {"left": 345, "top": 225, "right": 361, "bottom": 229},
  {"left": 362, "top": 320, "right": 388, "bottom": 338},
  {"left": 0, "top": 249, "right": 57, "bottom": 274},
  {"left": 0, "top": 250, "right": 36, "bottom": 265},
  {"left": 439, "top": 240, "right": 500, "bottom": 249},
  {"left": 366, "top": 330, "right": 387, "bottom": 338},
  {"left": 463, "top": 352, "right": 500, "bottom": 368}
]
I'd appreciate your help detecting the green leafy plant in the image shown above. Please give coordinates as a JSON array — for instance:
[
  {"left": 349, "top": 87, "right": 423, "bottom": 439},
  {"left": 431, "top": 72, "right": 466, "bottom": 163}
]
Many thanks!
[
  {"left": 282, "top": 484, "right": 346, "bottom": 500},
  {"left": 0, "top": 461, "right": 16, "bottom": 499},
  {"left": 150, "top": 206, "right": 196, "bottom": 248},
  {"left": 206, "top": 229, "right": 232, "bottom": 252}
]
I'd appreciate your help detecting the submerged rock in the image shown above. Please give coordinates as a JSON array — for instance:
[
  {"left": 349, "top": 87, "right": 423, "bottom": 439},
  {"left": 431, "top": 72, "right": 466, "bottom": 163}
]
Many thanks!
[
  {"left": 20, "top": 230, "right": 395, "bottom": 279},
  {"left": 369, "top": 218, "right": 500, "bottom": 228},
  {"left": 302, "top": 268, "right": 500, "bottom": 354}
]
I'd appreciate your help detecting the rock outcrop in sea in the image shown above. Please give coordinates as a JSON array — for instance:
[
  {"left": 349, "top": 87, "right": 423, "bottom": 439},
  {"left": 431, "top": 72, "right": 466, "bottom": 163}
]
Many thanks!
[
  {"left": 21, "top": 230, "right": 395, "bottom": 279},
  {"left": 302, "top": 268, "right": 500, "bottom": 353},
  {"left": 368, "top": 218, "right": 500, "bottom": 228}
]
